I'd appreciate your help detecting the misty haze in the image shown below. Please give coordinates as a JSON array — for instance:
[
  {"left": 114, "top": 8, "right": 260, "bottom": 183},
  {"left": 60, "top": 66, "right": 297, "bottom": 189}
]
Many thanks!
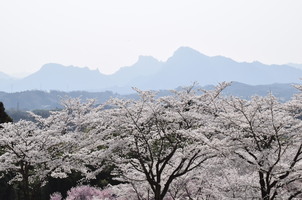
[{"left": 1, "top": 1, "right": 302, "bottom": 200}]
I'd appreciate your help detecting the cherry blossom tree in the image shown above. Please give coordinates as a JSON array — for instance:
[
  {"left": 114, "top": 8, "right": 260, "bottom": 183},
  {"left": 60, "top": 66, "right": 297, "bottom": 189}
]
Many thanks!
[
  {"left": 50, "top": 185, "right": 118, "bottom": 200},
  {"left": 102, "top": 83, "right": 229, "bottom": 200},
  {"left": 0, "top": 98, "right": 106, "bottom": 200},
  {"left": 0, "top": 120, "right": 72, "bottom": 200},
  {"left": 31, "top": 97, "right": 115, "bottom": 179},
  {"left": 219, "top": 94, "right": 302, "bottom": 199},
  {"left": 5, "top": 83, "right": 302, "bottom": 200}
]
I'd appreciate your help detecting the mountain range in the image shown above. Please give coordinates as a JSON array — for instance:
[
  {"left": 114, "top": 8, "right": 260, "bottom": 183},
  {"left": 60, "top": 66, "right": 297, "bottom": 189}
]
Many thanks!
[{"left": 1, "top": 47, "right": 302, "bottom": 93}]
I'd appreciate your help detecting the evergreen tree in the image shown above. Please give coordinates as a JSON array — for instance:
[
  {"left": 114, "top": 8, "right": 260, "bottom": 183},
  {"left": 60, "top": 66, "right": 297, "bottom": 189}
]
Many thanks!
[
  {"left": 0, "top": 103, "right": 14, "bottom": 200},
  {"left": 0, "top": 102, "right": 13, "bottom": 124}
]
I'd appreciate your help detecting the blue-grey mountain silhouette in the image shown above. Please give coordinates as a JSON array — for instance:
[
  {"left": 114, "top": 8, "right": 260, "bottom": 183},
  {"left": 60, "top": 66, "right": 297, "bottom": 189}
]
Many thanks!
[{"left": 0, "top": 47, "right": 301, "bottom": 93}]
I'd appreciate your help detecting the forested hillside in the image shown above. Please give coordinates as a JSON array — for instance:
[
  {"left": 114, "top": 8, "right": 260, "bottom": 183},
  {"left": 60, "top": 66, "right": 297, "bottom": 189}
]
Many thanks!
[
  {"left": 0, "top": 82, "right": 299, "bottom": 112},
  {"left": 0, "top": 90, "right": 136, "bottom": 111}
]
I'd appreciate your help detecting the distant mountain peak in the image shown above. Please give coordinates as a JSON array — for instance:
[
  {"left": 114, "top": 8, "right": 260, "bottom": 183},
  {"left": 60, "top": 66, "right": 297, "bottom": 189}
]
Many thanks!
[
  {"left": 173, "top": 46, "right": 206, "bottom": 57},
  {"left": 168, "top": 47, "right": 208, "bottom": 64},
  {"left": 136, "top": 55, "right": 160, "bottom": 65},
  {"left": 40, "top": 63, "right": 100, "bottom": 73},
  {"left": 110, "top": 55, "right": 163, "bottom": 86},
  {"left": 1, "top": 46, "right": 302, "bottom": 93},
  {"left": 39, "top": 63, "right": 69, "bottom": 73},
  {"left": 41, "top": 63, "right": 63, "bottom": 69}
]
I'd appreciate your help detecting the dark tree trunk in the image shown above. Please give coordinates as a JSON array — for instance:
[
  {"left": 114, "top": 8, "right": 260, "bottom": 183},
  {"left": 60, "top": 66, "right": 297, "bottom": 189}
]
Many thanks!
[
  {"left": 154, "top": 184, "right": 162, "bottom": 200},
  {"left": 259, "top": 171, "right": 270, "bottom": 200},
  {"left": 21, "top": 164, "right": 31, "bottom": 200}
]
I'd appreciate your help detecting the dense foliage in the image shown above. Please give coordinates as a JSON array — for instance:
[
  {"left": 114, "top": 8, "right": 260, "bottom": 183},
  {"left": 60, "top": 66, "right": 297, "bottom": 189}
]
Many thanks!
[
  {"left": 0, "top": 102, "right": 13, "bottom": 124},
  {"left": 1, "top": 83, "right": 302, "bottom": 200}
]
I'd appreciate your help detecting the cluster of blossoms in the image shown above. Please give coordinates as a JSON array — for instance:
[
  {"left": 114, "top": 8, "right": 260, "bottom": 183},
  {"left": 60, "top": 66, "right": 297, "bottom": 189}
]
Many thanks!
[
  {"left": 50, "top": 185, "right": 117, "bottom": 200},
  {"left": 1, "top": 83, "right": 302, "bottom": 200}
]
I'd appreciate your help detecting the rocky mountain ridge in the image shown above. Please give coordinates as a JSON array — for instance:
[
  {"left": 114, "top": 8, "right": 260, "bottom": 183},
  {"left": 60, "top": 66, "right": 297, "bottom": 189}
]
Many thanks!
[{"left": 1, "top": 47, "right": 302, "bottom": 93}]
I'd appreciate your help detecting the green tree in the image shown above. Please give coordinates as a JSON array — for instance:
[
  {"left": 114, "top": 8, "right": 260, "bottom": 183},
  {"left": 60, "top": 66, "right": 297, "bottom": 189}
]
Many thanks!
[
  {"left": 0, "top": 103, "right": 15, "bottom": 199},
  {"left": 0, "top": 102, "right": 13, "bottom": 124}
]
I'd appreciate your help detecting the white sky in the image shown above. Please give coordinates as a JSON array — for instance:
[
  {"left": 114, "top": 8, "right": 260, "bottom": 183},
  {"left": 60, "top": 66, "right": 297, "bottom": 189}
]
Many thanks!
[{"left": 0, "top": 0, "right": 301, "bottom": 77}]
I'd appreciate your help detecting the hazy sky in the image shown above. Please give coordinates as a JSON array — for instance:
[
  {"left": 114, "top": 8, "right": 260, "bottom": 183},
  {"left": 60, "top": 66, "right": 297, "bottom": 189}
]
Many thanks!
[{"left": 0, "top": 0, "right": 301, "bottom": 77}]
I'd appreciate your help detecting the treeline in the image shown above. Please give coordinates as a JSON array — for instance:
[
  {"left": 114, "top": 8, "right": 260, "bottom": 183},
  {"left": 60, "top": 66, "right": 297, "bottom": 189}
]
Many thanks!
[
  {"left": 0, "top": 82, "right": 299, "bottom": 111},
  {"left": 1, "top": 83, "right": 302, "bottom": 200},
  {"left": 0, "top": 90, "right": 137, "bottom": 111}
]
